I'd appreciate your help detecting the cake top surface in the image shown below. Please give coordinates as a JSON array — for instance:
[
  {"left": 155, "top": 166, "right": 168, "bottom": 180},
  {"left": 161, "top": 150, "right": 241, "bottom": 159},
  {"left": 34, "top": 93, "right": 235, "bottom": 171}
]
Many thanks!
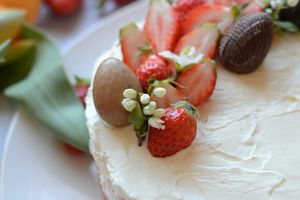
[{"left": 86, "top": 33, "right": 300, "bottom": 199}]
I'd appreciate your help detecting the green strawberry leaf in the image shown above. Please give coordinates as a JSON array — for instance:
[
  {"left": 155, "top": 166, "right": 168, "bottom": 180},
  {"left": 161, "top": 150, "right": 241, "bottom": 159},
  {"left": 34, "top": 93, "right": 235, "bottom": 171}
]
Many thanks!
[
  {"left": 274, "top": 21, "right": 299, "bottom": 33},
  {"left": 75, "top": 76, "right": 90, "bottom": 85}
]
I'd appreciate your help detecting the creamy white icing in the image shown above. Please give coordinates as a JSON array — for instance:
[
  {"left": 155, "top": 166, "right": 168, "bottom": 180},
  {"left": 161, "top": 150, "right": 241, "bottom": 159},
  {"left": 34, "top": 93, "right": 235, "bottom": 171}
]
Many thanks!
[{"left": 86, "top": 34, "right": 300, "bottom": 200}]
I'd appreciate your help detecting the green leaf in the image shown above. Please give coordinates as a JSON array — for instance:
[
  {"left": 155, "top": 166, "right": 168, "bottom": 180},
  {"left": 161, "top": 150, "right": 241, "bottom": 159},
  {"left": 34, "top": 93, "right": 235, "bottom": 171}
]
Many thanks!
[
  {"left": 0, "top": 39, "right": 11, "bottom": 62},
  {"left": 0, "top": 40, "right": 35, "bottom": 91},
  {"left": 128, "top": 103, "right": 144, "bottom": 130},
  {"left": 274, "top": 21, "right": 300, "bottom": 33},
  {"left": 4, "top": 24, "right": 89, "bottom": 153}
]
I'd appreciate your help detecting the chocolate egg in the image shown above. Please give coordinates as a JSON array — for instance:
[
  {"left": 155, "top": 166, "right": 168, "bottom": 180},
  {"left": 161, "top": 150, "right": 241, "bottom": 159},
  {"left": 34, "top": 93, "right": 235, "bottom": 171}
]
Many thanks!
[
  {"left": 93, "top": 57, "right": 142, "bottom": 127},
  {"left": 219, "top": 13, "right": 273, "bottom": 74}
]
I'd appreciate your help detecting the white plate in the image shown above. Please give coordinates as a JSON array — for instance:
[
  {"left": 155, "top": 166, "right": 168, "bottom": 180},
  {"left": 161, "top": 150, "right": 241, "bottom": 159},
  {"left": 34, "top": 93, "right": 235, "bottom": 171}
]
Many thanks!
[{"left": 0, "top": 1, "right": 147, "bottom": 199}]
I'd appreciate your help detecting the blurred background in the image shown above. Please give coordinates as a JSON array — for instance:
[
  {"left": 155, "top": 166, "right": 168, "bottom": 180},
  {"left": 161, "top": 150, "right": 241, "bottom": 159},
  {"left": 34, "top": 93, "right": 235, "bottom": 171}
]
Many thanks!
[{"left": 0, "top": 0, "right": 136, "bottom": 162}]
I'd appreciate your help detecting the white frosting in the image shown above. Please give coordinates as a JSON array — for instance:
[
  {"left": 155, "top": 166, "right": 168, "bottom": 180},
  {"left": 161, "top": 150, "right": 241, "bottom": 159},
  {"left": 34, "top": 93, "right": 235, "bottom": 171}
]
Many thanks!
[{"left": 86, "top": 34, "right": 300, "bottom": 200}]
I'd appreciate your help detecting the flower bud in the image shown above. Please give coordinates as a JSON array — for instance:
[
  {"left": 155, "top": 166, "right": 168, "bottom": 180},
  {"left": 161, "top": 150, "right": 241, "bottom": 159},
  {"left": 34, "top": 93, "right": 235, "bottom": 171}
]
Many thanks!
[{"left": 123, "top": 89, "right": 137, "bottom": 99}]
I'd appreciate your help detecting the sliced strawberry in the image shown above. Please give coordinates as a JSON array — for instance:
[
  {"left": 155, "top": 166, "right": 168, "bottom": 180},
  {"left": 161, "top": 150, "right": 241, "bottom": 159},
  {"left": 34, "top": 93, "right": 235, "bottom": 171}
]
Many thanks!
[
  {"left": 120, "top": 23, "right": 153, "bottom": 72},
  {"left": 174, "top": 0, "right": 204, "bottom": 21},
  {"left": 175, "top": 23, "right": 220, "bottom": 59},
  {"left": 204, "top": 0, "right": 232, "bottom": 6},
  {"left": 144, "top": 0, "right": 180, "bottom": 53},
  {"left": 150, "top": 81, "right": 183, "bottom": 108},
  {"left": 236, "top": 0, "right": 263, "bottom": 15},
  {"left": 177, "top": 60, "right": 216, "bottom": 106},
  {"left": 182, "top": 4, "right": 234, "bottom": 34}
]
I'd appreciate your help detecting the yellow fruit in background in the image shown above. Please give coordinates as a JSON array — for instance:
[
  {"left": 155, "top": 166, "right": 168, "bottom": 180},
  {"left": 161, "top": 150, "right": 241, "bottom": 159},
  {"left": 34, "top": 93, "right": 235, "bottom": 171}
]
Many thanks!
[
  {"left": 0, "top": 9, "right": 25, "bottom": 43},
  {"left": 0, "top": 0, "right": 41, "bottom": 23}
]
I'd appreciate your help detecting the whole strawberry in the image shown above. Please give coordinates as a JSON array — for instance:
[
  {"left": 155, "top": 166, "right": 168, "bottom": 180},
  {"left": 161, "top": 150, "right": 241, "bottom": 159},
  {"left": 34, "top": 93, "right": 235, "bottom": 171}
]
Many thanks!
[
  {"left": 148, "top": 101, "right": 197, "bottom": 157},
  {"left": 136, "top": 55, "right": 173, "bottom": 91},
  {"left": 45, "top": 0, "right": 82, "bottom": 16}
]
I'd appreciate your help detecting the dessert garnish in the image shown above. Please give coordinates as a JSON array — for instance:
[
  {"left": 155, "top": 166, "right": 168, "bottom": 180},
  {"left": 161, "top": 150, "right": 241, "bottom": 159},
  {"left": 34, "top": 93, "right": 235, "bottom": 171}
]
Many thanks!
[
  {"left": 144, "top": 0, "right": 180, "bottom": 52},
  {"left": 148, "top": 100, "right": 198, "bottom": 157},
  {"left": 121, "top": 87, "right": 167, "bottom": 145},
  {"left": 93, "top": 57, "right": 142, "bottom": 127},
  {"left": 74, "top": 76, "right": 90, "bottom": 108},
  {"left": 279, "top": 0, "right": 300, "bottom": 28},
  {"left": 159, "top": 46, "right": 205, "bottom": 73},
  {"left": 218, "top": 13, "right": 273, "bottom": 74},
  {"left": 120, "top": 23, "right": 153, "bottom": 72},
  {"left": 148, "top": 79, "right": 183, "bottom": 108},
  {"left": 182, "top": 4, "right": 234, "bottom": 34},
  {"left": 177, "top": 59, "right": 217, "bottom": 106},
  {"left": 259, "top": 0, "right": 300, "bottom": 33},
  {"left": 135, "top": 55, "right": 174, "bottom": 91}
]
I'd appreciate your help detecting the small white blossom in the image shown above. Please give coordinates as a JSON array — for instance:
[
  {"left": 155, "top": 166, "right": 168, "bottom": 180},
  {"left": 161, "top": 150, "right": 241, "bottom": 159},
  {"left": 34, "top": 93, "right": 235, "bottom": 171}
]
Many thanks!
[
  {"left": 143, "top": 105, "right": 154, "bottom": 115},
  {"left": 140, "top": 94, "right": 150, "bottom": 104},
  {"left": 148, "top": 117, "right": 165, "bottom": 129},
  {"left": 152, "top": 108, "right": 165, "bottom": 118},
  {"left": 152, "top": 87, "right": 166, "bottom": 98},
  {"left": 123, "top": 89, "right": 137, "bottom": 99},
  {"left": 159, "top": 46, "right": 204, "bottom": 69},
  {"left": 287, "top": 0, "right": 298, "bottom": 7},
  {"left": 148, "top": 101, "right": 157, "bottom": 110},
  {"left": 270, "top": 0, "right": 285, "bottom": 8},
  {"left": 122, "top": 98, "right": 137, "bottom": 112}
]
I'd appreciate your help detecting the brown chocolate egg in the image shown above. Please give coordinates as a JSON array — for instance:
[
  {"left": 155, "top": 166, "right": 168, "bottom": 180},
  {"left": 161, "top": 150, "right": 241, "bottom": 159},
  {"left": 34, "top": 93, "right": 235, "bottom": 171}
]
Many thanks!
[
  {"left": 93, "top": 57, "right": 142, "bottom": 127},
  {"left": 219, "top": 13, "right": 273, "bottom": 74}
]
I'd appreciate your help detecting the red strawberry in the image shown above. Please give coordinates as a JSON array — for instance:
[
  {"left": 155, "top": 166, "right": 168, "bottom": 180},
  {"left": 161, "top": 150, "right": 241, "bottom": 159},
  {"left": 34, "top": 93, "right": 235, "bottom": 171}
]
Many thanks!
[
  {"left": 64, "top": 143, "right": 83, "bottom": 155},
  {"left": 150, "top": 80, "right": 184, "bottom": 108},
  {"left": 204, "top": 0, "right": 232, "bottom": 6},
  {"left": 144, "top": 0, "right": 180, "bottom": 52},
  {"left": 177, "top": 60, "right": 216, "bottom": 106},
  {"left": 174, "top": 0, "right": 204, "bottom": 21},
  {"left": 136, "top": 56, "right": 173, "bottom": 91},
  {"left": 148, "top": 102, "right": 197, "bottom": 157},
  {"left": 75, "top": 76, "right": 90, "bottom": 108},
  {"left": 45, "top": 0, "right": 82, "bottom": 16},
  {"left": 175, "top": 23, "right": 220, "bottom": 59},
  {"left": 182, "top": 4, "right": 234, "bottom": 34},
  {"left": 120, "top": 23, "right": 153, "bottom": 72}
]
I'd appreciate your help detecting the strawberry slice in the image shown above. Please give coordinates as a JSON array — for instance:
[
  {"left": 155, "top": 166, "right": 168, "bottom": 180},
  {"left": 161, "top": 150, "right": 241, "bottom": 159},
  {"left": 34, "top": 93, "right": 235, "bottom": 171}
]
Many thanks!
[
  {"left": 182, "top": 4, "right": 234, "bottom": 34},
  {"left": 236, "top": 0, "right": 262, "bottom": 15},
  {"left": 144, "top": 0, "right": 180, "bottom": 53},
  {"left": 174, "top": 0, "right": 205, "bottom": 21},
  {"left": 175, "top": 23, "right": 220, "bottom": 59},
  {"left": 150, "top": 80, "right": 183, "bottom": 108},
  {"left": 120, "top": 23, "right": 153, "bottom": 72},
  {"left": 177, "top": 60, "right": 216, "bottom": 106}
]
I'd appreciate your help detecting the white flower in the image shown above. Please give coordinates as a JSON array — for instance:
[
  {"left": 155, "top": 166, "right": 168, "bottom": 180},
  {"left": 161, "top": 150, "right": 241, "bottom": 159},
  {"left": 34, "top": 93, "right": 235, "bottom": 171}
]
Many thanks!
[
  {"left": 148, "top": 101, "right": 157, "bottom": 110},
  {"left": 152, "top": 87, "right": 166, "bottom": 98},
  {"left": 159, "top": 46, "right": 204, "bottom": 69},
  {"left": 143, "top": 105, "right": 154, "bottom": 115},
  {"left": 148, "top": 117, "right": 165, "bottom": 129},
  {"left": 287, "top": 0, "right": 298, "bottom": 7},
  {"left": 152, "top": 108, "right": 165, "bottom": 118},
  {"left": 123, "top": 89, "right": 137, "bottom": 99},
  {"left": 140, "top": 94, "right": 150, "bottom": 104},
  {"left": 121, "top": 98, "right": 137, "bottom": 112},
  {"left": 270, "top": 0, "right": 284, "bottom": 8}
]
